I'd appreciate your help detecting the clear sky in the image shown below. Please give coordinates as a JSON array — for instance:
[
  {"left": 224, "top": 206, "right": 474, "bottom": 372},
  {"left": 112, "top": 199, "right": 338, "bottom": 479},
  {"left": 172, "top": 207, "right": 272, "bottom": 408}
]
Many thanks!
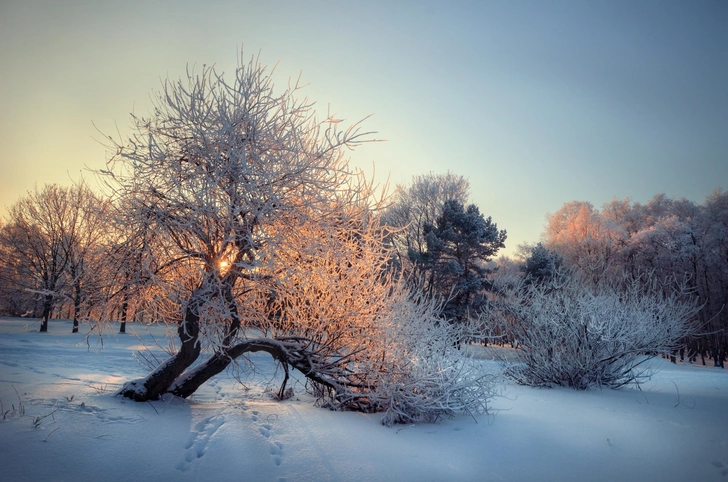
[{"left": 1, "top": 0, "right": 726, "bottom": 256}]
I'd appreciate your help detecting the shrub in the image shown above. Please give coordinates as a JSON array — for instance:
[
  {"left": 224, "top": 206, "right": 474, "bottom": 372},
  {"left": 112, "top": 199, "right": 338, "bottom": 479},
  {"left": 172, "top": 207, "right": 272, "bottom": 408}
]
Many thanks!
[{"left": 483, "top": 273, "right": 700, "bottom": 389}]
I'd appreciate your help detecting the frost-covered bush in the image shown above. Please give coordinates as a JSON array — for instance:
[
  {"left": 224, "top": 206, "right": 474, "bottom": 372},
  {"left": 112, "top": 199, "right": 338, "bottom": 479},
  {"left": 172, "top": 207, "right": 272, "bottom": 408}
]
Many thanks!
[
  {"left": 261, "top": 225, "right": 496, "bottom": 425},
  {"left": 359, "top": 290, "right": 495, "bottom": 426},
  {"left": 482, "top": 273, "right": 699, "bottom": 389}
]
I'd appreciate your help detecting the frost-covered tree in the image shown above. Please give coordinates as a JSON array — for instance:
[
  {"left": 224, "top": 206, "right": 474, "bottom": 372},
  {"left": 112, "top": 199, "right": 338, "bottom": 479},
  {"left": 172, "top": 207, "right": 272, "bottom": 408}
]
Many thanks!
[
  {"left": 543, "top": 201, "right": 625, "bottom": 285},
  {"left": 545, "top": 193, "right": 728, "bottom": 367},
  {"left": 95, "top": 199, "right": 157, "bottom": 335},
  {"left": 521, "top": 242, "right": 562, "bottom": 285},
  {"left": 0, "top": 219, "right": 36, "bottom": 317},
  {"left": 0, "top": 184, "right": 104, "bottom": 332},
  {"left": 98, "top": 53, "right": 493, "bottom": 422},
  {"left": 60, "top": 184, "right": 110, "bottom": 332},
  {"left": 694, "top": 189, "right": 728, "bottom": 367},
  {"left": 383, "top": 172, "right": 470, "bottom": 273},
  {"left": 413, "top": 199, "right": 506, "bottom": 322},
  {"left": 98, "top": 54, "right": 376, "bottom": 401}
]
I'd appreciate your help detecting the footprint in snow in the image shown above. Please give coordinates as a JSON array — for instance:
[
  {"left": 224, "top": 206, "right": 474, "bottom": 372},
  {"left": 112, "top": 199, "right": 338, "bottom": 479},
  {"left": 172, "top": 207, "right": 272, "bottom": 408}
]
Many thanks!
[
  {"left": 270, "top": 441, "right": 283, "bottom": 466},
  {"left": 209, "top": 380, "right": 225, "bottom": 398},
  {"left": 248, "top": 408, "right": 284, "bottom": 468},
  {"left": 176, "top": 415, "right": 225, "bottom": 472},
  {"left": 259, "top": 423, "right": 272, "bottom": 437}
]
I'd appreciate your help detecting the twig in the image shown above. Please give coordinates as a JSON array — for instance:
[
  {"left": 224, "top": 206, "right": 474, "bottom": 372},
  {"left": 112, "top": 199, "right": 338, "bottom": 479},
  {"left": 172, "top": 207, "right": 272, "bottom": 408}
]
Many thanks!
[
  {"left": 33, "top": 406, "right": 59, "bottom": 428},
  {"left": 12, "top": 386, "right": 25, "bottom": 416},
  {"left": 44, "top": 427, "right": 60, "bottom": 442},
  {"left": 671, "top": 380, "right": 680, "bottom": 408},
  {"left": 89, "top": 383, "right": 108, "bottom": 394},
  {"left": 146, "top": 400, "right": 159, "bottom": 414}
]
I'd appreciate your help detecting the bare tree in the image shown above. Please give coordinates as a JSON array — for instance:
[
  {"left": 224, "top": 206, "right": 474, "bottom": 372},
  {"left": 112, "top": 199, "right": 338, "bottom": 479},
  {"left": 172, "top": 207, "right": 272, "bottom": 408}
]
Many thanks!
[
  {"left": 61, "top": 183, "right": 110, "bottom": 332},
  {"left": 0, "top": 185, "right": 78, "bottom": 331},
  {"left": 99, "top": 54, "right": 372, "bottom": 400},
  {"left": 543, "top": 201, "right": 625, "bottom": 285},
  {"left": 96, "top": 198, "right": 158, "bottom": 334},
  {"left": 0, "top": 183, "right": 110, "bottom": 332},
  {"left": 0, "top": 219, "right": 37, "bottom": 316}
]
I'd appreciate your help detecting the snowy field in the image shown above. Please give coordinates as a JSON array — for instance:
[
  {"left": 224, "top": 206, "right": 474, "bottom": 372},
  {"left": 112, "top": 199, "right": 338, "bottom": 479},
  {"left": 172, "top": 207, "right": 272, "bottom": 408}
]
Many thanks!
[{"left": 1, "top": 317, "right": 727, "bottom": 482}]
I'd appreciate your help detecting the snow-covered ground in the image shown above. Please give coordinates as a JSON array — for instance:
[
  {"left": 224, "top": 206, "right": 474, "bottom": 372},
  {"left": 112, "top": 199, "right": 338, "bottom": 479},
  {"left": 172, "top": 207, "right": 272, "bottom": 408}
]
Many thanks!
[{"left": 1, "top": 317, "right": 727, "bottom": 482}]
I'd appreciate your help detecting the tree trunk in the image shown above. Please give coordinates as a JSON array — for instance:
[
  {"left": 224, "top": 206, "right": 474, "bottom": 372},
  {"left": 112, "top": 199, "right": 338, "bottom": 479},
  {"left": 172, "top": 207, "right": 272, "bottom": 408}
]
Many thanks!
[
  {"left": 167, "top": 337, "right": 344, "bottom": 401},
  {"left": 119, "top": 292, "right": 128, "bottom": 334},
  {"left": 39, "top": 294, "right": 53, "bottom": 332},
  {"left": 118, "top": 302, "right": 202, "bottom": 401},
  {"left": 169, "top": 285, "right": 344, "bottom": 401},
  {"left": 170, "top": 339, "right": 290, "bottom": 398},
  {"left": 170, "top": 288, "right": 247, "bottom": 398},
  {"left": 712, "top": 342, "right": 723, "bottom": 368},
  {"left": 72, "top": 284, "right": 81, "bottom": 333},
  {"left": 716, "top": 343, "right": 725, "bottom": 369},
  {"left": 71, "top": 264, "right": 81, "bottom": 333},
  {"left": 169, "top": 352, "right": 235, "bottom": 398}
]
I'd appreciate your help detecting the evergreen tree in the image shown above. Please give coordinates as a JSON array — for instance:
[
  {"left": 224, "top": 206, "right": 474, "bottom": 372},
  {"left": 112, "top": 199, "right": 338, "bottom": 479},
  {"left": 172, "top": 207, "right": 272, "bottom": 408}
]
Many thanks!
[
  {"left": 411, "top": 199, "right": 506, "bottom": 322},
  {"left": 522, "top": 242, "right": 562, "bottom": 284}
]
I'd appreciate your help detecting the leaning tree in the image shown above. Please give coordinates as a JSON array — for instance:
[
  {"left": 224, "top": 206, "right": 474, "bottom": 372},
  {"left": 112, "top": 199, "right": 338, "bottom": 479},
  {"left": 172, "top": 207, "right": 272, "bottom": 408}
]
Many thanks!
[{"left": 98, "top": 54, "right": 492, "bottom": 424}]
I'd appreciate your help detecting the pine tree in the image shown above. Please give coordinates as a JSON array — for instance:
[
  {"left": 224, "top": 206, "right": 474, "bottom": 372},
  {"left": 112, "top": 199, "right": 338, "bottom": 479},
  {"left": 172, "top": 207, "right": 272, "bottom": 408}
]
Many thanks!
[
  {"left": 522, "top": 242, "right": 562, "bottom": 284},
  {"left": 412, "top": 199, "right": 506, "bottom": 322}
]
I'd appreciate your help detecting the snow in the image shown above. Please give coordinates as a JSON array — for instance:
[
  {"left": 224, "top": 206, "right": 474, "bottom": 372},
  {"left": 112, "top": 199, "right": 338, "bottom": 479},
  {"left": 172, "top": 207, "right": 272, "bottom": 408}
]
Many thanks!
[{"left": 1, "top": 317, "right": 727, "bottom": 481}]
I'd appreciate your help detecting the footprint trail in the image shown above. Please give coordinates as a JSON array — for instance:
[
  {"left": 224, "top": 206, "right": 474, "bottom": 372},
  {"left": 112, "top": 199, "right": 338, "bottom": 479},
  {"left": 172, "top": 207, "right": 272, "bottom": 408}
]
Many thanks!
[{"left": 246, "top": 407, "right": 285, "bottom": 469}]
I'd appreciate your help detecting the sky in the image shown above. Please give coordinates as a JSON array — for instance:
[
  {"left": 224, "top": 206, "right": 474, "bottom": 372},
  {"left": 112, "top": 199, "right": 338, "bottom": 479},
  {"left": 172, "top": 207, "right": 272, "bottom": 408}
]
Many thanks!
[{"left": 1, "top": 0, "right": 726, "bottom": 257}]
